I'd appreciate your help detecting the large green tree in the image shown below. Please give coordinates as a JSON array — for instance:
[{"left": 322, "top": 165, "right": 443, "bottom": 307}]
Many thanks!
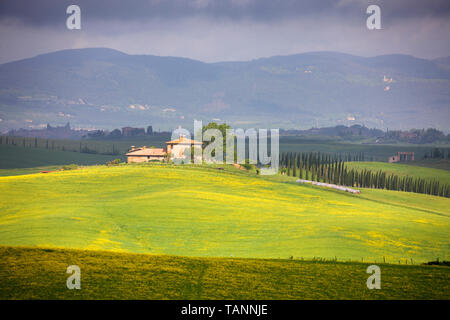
[{"left": 200, "top": 122, "right": 232, "bottom": 161}]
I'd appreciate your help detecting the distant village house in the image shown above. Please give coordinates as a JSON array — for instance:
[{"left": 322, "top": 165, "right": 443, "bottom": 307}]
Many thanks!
[
  {"left": 122, "top": 127, "right": 146, "bottom": 137},
  {"left": 388, "top": 152, "right": 414, "bottom": 163}
]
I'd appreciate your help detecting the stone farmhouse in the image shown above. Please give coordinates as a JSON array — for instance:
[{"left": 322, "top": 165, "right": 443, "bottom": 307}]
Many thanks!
[
  {"left": 126, "top": 135, "right": 203, "bottom": 163},
  {"left": 125, "top": 146, "right": 166, "bottom": 163}
]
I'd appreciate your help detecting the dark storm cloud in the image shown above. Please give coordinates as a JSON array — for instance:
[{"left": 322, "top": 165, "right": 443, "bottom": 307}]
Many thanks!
[
  {"left": 0, "top": 0, "right": 449, "bottom": 64},
  {"left": 1, "top": 0, "right": 449, "bottom": 27}
]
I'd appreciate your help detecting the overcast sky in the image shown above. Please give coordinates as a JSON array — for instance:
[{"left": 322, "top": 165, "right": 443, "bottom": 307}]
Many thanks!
[{"left": 0, "top": 0, "right": 449, "bottom": 64}]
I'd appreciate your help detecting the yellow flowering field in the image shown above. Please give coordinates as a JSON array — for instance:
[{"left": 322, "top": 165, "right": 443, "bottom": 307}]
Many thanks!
[{"left": 0, "top": 163, "right": 448, "bottom": 263}]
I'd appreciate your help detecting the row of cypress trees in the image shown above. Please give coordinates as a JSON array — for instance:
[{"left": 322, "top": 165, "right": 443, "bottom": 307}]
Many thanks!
[
  {"left": 280, "top": 151, "right": 365, "bottom": 167},
  {"left": 345, "top": 169, "right": 448, "bottom": 197},
  {"left": 280, "top": 152, "right": 353, "bottom": 186},
  {"left": 280, "top": 151, "right": 449, "bottom": 198}
]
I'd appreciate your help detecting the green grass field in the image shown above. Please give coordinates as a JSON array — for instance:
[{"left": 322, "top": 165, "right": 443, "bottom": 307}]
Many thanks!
[
  {"left": 1, "top": 246, "right": 448, "bottom": 300},
  {"left": 0, "top": 165, "right": 64, "bottom": 177},
  {"left": 0, "top": 135, "right": 170, "bottom": 155},
  {"left": 4, "top": 134, "right": 448, "bottom": 165},
  {"left": 0, "top": 163, "right": 448, "bottom": 264},
  {"left": 404, "top": 159, "right": 450, "bottom": 171},
  {"left": 279, "top": 136, "right": 449, "bottom": 162},
  {"left": 0, "top": 145, "right": 123, "bottom": 169},
  {"left": 346, "top": 162, "right": 450, "bottom": 185}
]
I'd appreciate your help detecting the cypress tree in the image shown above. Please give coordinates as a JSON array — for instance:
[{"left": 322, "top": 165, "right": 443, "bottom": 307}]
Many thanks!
[
  {"left": 287, "top": 155, "right": 291, "bottom": 176},
  {"left": 293, "top": 154, "right": 297, "bottom": 177},
  {"left": 320, "top": 162, "right": 324, "bottom": 180},
  {"left": 299, "top": 160, "right": 303, "bottom": 179}
]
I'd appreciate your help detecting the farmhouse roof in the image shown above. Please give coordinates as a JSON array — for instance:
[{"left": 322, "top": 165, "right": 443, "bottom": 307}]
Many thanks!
[
  {"left": 165, "top": 136, "right": 202, "bottom": 145},
  {"left": 126, "top": 147, "right": 166, "bottom": 156}
]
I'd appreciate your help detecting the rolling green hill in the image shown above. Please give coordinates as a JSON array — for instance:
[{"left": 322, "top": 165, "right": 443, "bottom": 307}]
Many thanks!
[
  {"left": 346, "top": 162, "right": 450, "bottom": 185},
  {"left": 1, "top": 246, "right": 448, "bottom": 300},
  {"left": 0, "top": 164, "right": 448, "bottom": 263},
  {"left": 404, "top": 159, "right": 450, "bottom": 171}
]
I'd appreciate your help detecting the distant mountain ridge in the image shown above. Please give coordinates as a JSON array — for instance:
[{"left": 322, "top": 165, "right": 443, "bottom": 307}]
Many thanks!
[{"left": 0, "top": 48, "right": 449, "bottom": 132}]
